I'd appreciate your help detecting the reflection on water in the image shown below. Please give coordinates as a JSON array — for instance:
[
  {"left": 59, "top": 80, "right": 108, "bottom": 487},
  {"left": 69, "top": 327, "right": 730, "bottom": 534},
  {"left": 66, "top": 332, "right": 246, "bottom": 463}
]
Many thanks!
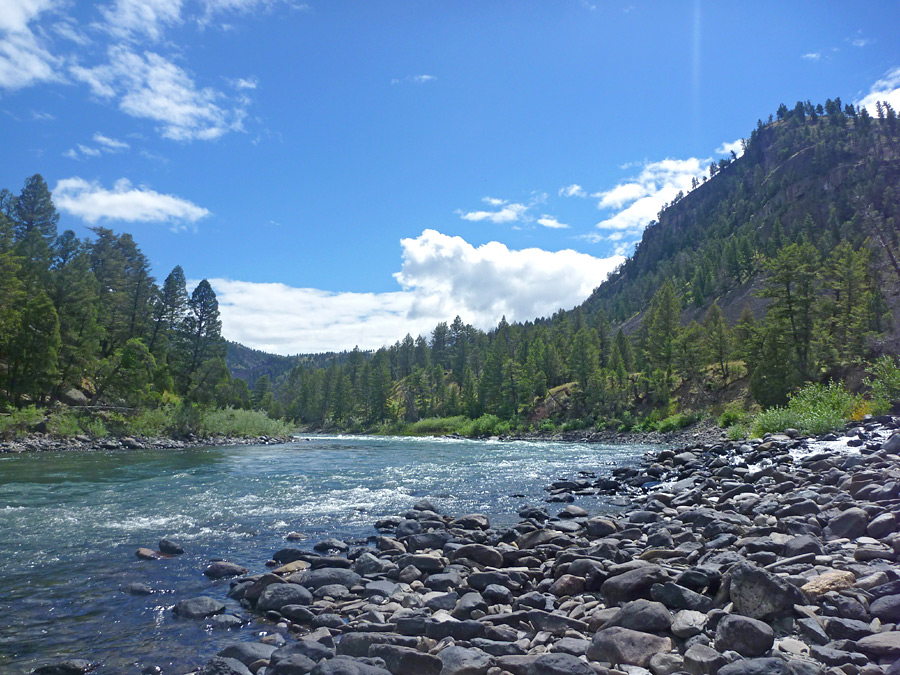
[{"left": 0, "top": 435, "right": 651, "bottom": 674}]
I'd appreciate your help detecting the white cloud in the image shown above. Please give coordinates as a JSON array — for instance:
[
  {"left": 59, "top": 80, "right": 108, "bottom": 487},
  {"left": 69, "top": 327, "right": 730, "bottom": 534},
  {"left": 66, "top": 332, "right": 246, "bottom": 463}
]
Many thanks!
[
  {"left": 802, "top": 52, "right": 821, "bottom": 61},
  {"left": 53, "top": 177, "right": 210, "bottom": 226},
  {"left": 93, "top": 132, "right": 129, "bottom": 151},
  {"left": 537, "top": 215, "right": 569, "bottom": 229},
  {"left": 231, "top": 76, "right": 258, "bottom": 90},
  {"left": 856, "top": 66, "right": 900, "bottom": 116},
  {"left": 458, "top": 197, "right": 529, "bottom": 224},
  {"left": 0, "top": 1, "right": 64, "bottom": 90},
  {"left": 715, "top": 138, "right": 744, "bottom": 157},
  {"left": 209, "top": 230, "right": 624, "bottom": 354},
  {"left": 76, "top": 143, "right": 101, "bottom": 157},
  {"left": 593, "top": 157, "right": 707, "bottom": 233},
  {"left": 100, "top": 0, "right": 183, "bottom": 42},
  {"left": 31, "top": 109, "right": 54, "bottom": 120},
  {"left": 72, "top": 47, "right": 247, "bottom": 141},
  {"left": 558, "top": 184, "right": 586, "bottom": 198},
  {"left": 392, "top": 74, "right": 437, "bottom": 85}
]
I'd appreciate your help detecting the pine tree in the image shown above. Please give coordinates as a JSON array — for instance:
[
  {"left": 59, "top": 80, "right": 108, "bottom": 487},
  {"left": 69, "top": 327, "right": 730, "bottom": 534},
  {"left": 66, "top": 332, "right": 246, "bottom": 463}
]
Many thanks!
[{"left": 702, "top": 301, "right": 732, "bottom": 383}]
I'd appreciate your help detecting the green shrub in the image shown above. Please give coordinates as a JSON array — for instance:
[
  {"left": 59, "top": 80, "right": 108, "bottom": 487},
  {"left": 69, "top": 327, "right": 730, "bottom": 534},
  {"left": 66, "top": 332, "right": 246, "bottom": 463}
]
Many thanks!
[
  {"left": 197, "top": 407, "right": 293, "bottom": 437},
  {"left": 750, "top": 381, "right": 861, "bottom": 437},
  {"left": 460, "top": 414, "right": 504, "bottom": 437},
  {"left": 0, "top": 405, "right": 45, "bottom": 438},
  {"left": 82, "top": 416, "right": 108, "bottom": 438},
  {"left": 655, "top": 411, "right": 699, "bottom": 433},
  {"left": 866, "top": 355, "right": 900, "bottom": 414},
  {"left": 404, "top": 416, "right": 469, "bottom": 436},
  {"left": 46, "top": 410, "right": 83, "bottom": 437},
  {"left": 726, "top": 423, "right": 748, "bottom": 441},
  {"left": 717, "top": 402, "right": 749, "bottom": 428}
]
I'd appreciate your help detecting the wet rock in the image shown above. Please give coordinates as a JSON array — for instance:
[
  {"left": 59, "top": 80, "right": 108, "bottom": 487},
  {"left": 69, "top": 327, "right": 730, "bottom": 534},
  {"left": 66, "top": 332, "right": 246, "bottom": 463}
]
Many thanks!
[
  {"left": 450, "top": 513, "right": 490, "bottom": 531},
  {"left": 587, "top": 626, "right": 672, "bottom": 667},
  {"left": 32, "top": 661, "right": 94, "bottom": 675},
  {"left": 173, "top": 596, "right": 226, "bottom": 619},
  {"left": 310, "top": 656, "right": 391, "bottom": 675},
  {"left": 714, "top": 615, "right": 775, "bottom": 657},
  {"left": 209, "top": 614, "right": 246, "bottom": 629},
  {"left": 196, "top": 657, "right": 253, "bottom": 675},
  {"left": 257, "top": 583, "right": 314, "bottom": 611},
  {"left": 271, "top": 639, "right": 335, "bottom": 665},
  {"left": 314, "top": 537, "right": 349, "bottom": 553},
  {"left": 218, "top": 643, "right": 277, "bottom": 666},
  {"left": 204, "top": 561, "right": 249, "bottom": 579},
  {"left": 159, "top": 538, "right": 184, "bottom": 555},
  {"left": 136, "top": 547, "right": 161, "bottom": 560}
]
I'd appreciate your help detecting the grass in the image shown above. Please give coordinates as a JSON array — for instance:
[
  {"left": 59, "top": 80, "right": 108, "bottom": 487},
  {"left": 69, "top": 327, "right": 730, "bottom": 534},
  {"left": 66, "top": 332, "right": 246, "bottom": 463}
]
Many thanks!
[{"left": 750, "top": 381, "right": 862, "bottom": 437}]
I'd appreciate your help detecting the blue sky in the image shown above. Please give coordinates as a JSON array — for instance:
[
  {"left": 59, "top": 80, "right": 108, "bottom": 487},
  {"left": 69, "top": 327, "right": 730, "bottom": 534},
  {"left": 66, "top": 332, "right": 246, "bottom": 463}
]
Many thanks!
[{"left": 2, "top": 1, "right": 900, "bottom": 354}]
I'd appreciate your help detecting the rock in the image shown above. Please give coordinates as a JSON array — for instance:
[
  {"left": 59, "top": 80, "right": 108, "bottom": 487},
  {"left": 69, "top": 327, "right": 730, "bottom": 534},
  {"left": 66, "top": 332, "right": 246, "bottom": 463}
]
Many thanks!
[
  {"left": 32, "top": 661, "right": 94, "bottom": 675},
  {"left": 257, "top": 583, "right": 314, "bottom": 611},
  {"left": 871, "top": 594, "right": 900, "bottom": 622},
  {"left": 354, "top": 552, "right": 396, "bottom": 576},
  {"left": 123, "top": 582, "right": 153, "bottom": 595},
  {"left": 601, "top": 565, "right": 669, "bottom": 604},
  {"left": 856, "top": 631, "right": 900, "bottom": 658},
  {"left": 159, "top": 538, "right": 184, "bottom": 555},
  {"left": 271, "top": 639, "right": 335, "bottom": 665},
  {"left": 310, "top": 656, "right": 392, "bottom": 675},
  {"left": 683, "top": 643, "right": 727, "bottom": 675},
  {"left": 547, "top": 574, "right": 585, "bottom": 597},
  {"left": 604, "top": 599, "right": 673, "bottom": 632},
  {"left": 672, "top": 609, "right": 707, "bottom": 638},
  {"left": 453, "top": 543, "right": 505, "bottom": 568},
  {"left": 587, "top": 626, "right": 672, "bottom": 667},
  {"left": 524, "top": 653, "right": 595, "bottom": 675},
  {"left": 585, "top": 517, "right": 617, "bottom": 538},
  {"left": 196, "top": 657, "right": 253, "bottom": 675},
  {"left": 549, "top": 638, "right": 590, "bottom": 656},
  {"left": 717, "top": 659, "right": 792, "bottom": 675},
  {"left": 173, "top": 596, "right": 226, "bottom": 619},
  {"left": 299, "top": 568, "right": 362, "bottom": 590},
  {"left": 269, "top": 654, "right": 317, "bottom": 674},
  {"left": 868, "top": 512, "right": 897, "bottom": 539},
  {"left": 437, "top": 646, "right": 493, "bottom": 675},
  {"left": 204, "top": 561, "right": 248, "bottom": 579},
  {"left": 335, "top": 633, "right": 417, "bottom": 658},
  {"left": 714, "top": 615, "right": 775, "bottom": 657},
  {"left": 314, "top": 537, "right": 349, "bottom": 553},
  {"left": 884, "top": 432, "right": 900, "bottom": 454},
  {"left": 368, "top": 644, "right": 442, "bottom": 675},
  {"left": 395, "top": 553, "right": 444, "bottom": 574},
  {"left": 824, "top": 507, "right": 869, "bottom": 539},
  {"left": 136, "top": 547, "right": 161, "bottom": 560},
  {"left": 450, "top": 513, "right": 490, "bottom": 530},
  {"left": 218, "top": 643, "right": 277, "bottom": 666},
  {"left": 209, "top": 614, "right": 245, "bottom": 629},
  {"left": 799, "top": 570, "right": 856, "bottom": 598},
  {"left": 728, "top": 562, "right": 807, "bottom": 620},
  {"left": 651, "top": 581, "right": 714, "bottom": 612}
]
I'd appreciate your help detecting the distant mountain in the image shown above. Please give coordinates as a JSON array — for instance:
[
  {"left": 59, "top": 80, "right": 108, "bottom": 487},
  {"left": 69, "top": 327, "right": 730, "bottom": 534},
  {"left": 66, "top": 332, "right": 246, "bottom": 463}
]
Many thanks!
[{"left": 225, "top": 341, "right": 370, "bottom": 387}]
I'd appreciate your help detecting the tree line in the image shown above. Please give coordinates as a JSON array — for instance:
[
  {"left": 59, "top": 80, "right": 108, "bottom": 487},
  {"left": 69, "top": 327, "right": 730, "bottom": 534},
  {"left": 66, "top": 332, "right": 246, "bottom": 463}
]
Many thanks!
[{"left": 0, "top": 175, "right": 246, "bottom": 411}]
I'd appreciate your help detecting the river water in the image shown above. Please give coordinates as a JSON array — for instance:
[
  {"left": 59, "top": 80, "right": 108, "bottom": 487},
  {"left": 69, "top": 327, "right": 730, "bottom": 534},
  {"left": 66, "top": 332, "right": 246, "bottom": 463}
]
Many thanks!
[{"left": 0, "top": 435, "right": 653, "bottom": 674}]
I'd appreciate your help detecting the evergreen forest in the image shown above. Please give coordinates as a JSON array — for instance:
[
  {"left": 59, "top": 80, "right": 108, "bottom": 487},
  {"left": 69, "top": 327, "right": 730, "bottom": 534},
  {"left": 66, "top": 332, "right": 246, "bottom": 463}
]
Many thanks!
[{"left": 2, "top": 97, "right": 900, "bottom": 440}]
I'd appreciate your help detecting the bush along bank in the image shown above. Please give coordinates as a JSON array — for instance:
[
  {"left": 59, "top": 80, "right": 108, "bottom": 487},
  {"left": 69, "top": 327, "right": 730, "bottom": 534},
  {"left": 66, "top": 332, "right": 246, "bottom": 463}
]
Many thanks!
[{"left": 40, "top": 415, "right": 900, "bottom": 675}]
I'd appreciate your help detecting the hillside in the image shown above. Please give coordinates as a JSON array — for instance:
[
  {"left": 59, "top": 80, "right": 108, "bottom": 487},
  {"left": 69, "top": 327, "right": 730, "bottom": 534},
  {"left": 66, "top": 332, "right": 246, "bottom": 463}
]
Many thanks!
[{"left": 583, "top": 100, "right": 900, "bottom": 338}]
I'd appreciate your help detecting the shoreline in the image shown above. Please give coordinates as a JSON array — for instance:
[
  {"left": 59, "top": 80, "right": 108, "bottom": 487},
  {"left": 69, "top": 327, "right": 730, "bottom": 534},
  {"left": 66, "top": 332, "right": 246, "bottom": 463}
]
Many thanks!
[
  {"left": 36, "top": 414, "right": 900, "bottom": 675},
  {"left": 0, "top": 433, "right": 294, "bottom": 454}
]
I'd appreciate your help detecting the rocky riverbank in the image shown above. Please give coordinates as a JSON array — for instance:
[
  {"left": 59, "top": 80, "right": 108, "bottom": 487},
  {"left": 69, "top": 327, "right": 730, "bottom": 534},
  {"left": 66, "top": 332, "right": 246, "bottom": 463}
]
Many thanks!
[
  {"left": 35, "top": 416, "right": 900, "bottom": 675},
  {"left": 0, "top": 433, "right": 293, "bottom": 454}
]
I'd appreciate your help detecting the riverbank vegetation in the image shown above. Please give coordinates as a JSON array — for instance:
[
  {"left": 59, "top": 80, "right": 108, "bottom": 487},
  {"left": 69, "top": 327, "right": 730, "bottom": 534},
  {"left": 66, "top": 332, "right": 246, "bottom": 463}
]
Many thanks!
[{"left": 2, "top": 98, "right": 899, "bottom": 443}]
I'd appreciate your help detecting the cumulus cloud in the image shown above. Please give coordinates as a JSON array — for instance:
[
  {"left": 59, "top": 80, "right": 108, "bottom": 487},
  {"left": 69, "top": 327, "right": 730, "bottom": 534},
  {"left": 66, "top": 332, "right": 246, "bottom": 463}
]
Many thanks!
[
  {"left": 558, "top": 184, "right": 586, "bottom": 198},
  {"left": 458, "top": 197, "right": 529, "bottom": 224},
  {"left": 53, "top": 177, "right": 210, "bottom": 226},
  {"left": 592, "top": 157, "right": 707, "bottom": 233},
  {"left": 537, "top": 215, "right": 569, "bottom": 229},
  {"left": 72, "top": 47, "right": 247, "bottom": 141},
  {"left": 0, "top": 0, "right": 64, "bottom": 90},
  {"left": 210, "top": 230, "right": 625, "bottom": 354},
  {"left": 856, "top": 66, "right": 900, "bottom": 116},
  {"left": 715, "top": 138, "right": 744, "bottom": 157}
]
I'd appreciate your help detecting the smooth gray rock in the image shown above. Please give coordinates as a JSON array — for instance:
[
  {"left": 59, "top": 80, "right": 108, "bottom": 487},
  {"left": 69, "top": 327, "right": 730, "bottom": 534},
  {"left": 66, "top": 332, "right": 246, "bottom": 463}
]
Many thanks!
[
  {"left": 824, "top": 507, "right": 868, "bottom": 539},
  {"left": 32, "top": 661, "right": 94, "bottom": 675},
  {"left": 587, "top": 626, "right": 672, "bottom": 667},
  {"left": 218, "top": 642, "right": 277, "bottom": 666},
  {"left": 871, "top": 594, "right": 900, "bottom": 622},
  {"left": 270, "top": 654, "right": 317, "bottom": 675},
  {"left": 196, "top": 657, "right": 253, "bottom": 675},
  {"left": 173, "top": 596, "right": 226, "bottom": 619},
  {"left": 257, "top": 583, "right": 313, "bottom": 611},
  {"left": 437, "top": 646, "right": 493, "bottom": 675},
  {"left": 524, "top": 653, "right": 594, "bottom": 675},
  {"left": 310, "top": 656, "right": 391, "bottom": 675},
  {"left": 335, "top": 633, "right": 417, "bottom": 658},
  {"left": 604, "top": 599, "right": 673, "bottom": 632},
  {"left": 368, "top": 644, "right": 441, "bottom": 675},
  {"left": 204, "top": 561, "right": 248, "bottom": 579},
  {"left": 717, "top": 659, "right": 792, "bottom": 675},
  {"left": 714, "top": 614, "right": 774, "bottom": 657},
  {"left": 601, "top": 564, "right": 669, "bottom": 604},
  {"left": 299, "top": 568, "right": 362, "bottom": 590},
  {"left": 683, "top": 643, "right": 727, "bottom": 675}
]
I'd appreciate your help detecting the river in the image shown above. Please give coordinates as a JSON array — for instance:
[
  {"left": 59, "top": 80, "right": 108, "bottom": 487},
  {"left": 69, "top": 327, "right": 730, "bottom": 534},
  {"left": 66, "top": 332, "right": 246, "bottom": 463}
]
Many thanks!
[{"left": 0, "top": 435, "right": 654, "bottom": 674}]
